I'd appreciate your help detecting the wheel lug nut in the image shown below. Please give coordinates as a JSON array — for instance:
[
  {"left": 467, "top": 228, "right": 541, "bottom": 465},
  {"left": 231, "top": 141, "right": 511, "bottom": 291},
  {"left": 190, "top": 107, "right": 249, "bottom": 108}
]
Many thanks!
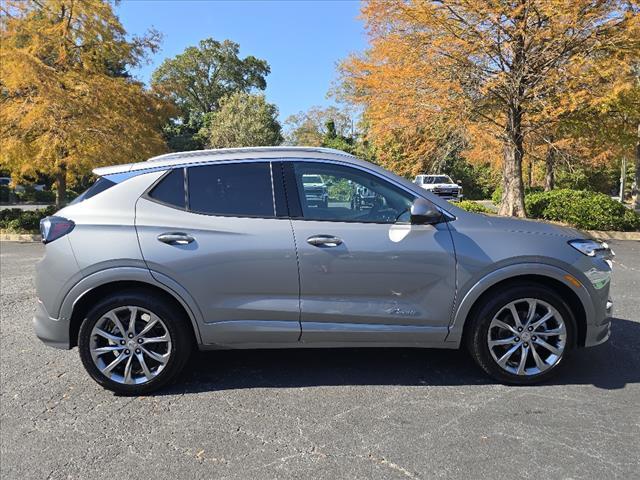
[
  {"left": 532, "top": 336, "right": 537, "bottom": 341},
  {"left": 125, "top": 349, "right": 130, "bottom": 355},
  {"left": 515, "top": 337, "right": 520, "bottom": 342},
  {"left": 137, "top": 338, "right": 143, "bottom": 344},
  {"left": 128, "top": 333, "right": 134, "bottom": 338},
  {"left": 528, "top": 326, "right": 533, "bottom": 331},
  {"left": 517, "top": 327, "right": 523, "bottom": 332},
  {"left": 524, "top": 342, "right": 529, "bottom": 347},
  {"left": 135, "top": 348, "right": 141, "bottom": 354},
  {"left": 120, "top": 340, "right": 125, "bottom": 345}
]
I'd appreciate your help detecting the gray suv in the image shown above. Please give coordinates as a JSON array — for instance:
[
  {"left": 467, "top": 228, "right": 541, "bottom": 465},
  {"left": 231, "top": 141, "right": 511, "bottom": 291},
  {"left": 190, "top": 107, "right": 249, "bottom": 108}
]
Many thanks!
[{"left": 34, "top": 147, "right": 613, "bottom": 394}]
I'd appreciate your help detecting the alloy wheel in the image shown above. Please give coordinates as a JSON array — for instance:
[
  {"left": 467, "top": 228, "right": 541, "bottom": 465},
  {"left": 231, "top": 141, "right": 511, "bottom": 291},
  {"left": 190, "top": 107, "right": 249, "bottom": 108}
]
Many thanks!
[
  {"left": 487, "top": 298, "right": 567, "bottom": 376},
  {"left": 89, "top": 306, "right": 172, "bottom": 385}
]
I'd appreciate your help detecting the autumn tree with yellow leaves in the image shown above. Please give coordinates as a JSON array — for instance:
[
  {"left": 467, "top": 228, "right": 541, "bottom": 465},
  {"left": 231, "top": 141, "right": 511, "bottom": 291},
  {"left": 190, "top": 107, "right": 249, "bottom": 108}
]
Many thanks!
[
  {"left": 341, "top": 0, "right": 640, "bottom": 216},
  {"left": 0, "top": 0, "right": 174, "bottom": 206}
]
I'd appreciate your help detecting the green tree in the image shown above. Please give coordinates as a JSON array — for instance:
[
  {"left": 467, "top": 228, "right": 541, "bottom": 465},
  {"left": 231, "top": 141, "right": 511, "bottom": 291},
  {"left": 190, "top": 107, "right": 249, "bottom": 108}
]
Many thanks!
[
  {"left": 201, "top": 92, "right": 283, "bottom": 148},
  {"left": 151, "top": 39, "right": 270, "bottom": 150},
  {"left": 285, "top": 106, "right": 353, "bottom": 146},
  {"left": 0, "top": 0, "right": 172, "bottom": 207}
]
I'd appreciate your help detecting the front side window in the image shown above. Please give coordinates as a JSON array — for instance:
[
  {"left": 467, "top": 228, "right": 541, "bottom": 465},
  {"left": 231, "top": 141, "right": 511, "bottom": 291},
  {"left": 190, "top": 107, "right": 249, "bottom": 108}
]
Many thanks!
[
  {"left": 187, "top": 162, "right": 274, "bottom": 217},
  {"left": 291, "top": 162, "right": 416, "bottom": 223}
]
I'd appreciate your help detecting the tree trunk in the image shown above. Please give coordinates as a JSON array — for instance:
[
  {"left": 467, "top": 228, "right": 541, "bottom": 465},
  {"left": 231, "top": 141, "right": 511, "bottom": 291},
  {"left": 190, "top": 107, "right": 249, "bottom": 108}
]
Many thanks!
[
  {"left": 634, "top": 123, "right": 640, "bottom": 210},
  {"left": 545, "top": 144, "right": 555, "bottom": 191},
  {"left": 498, "top": 106, "right": 526, "bottom": 217},
  {"left": 526, "top": 157, "right": 533, "bottom": 189},
  {"left": 55, "top": 165, "right": 67, "bottom": 208}
]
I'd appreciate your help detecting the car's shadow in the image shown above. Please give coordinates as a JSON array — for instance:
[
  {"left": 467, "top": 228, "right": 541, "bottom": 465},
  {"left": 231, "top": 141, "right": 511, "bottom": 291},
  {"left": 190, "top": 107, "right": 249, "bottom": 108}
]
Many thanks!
[{"left": 155, "top": 317, "right": 639, "bottom": 395}]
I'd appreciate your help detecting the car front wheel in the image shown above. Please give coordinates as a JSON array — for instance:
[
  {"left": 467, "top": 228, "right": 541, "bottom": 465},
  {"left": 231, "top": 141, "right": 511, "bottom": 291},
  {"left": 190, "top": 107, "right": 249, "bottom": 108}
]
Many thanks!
[
  {"left": 466, "top": 284, "right": 575, "bottom": 384},
  {"left": 78, "top": 290, "right": 192, "bottom": 394}
]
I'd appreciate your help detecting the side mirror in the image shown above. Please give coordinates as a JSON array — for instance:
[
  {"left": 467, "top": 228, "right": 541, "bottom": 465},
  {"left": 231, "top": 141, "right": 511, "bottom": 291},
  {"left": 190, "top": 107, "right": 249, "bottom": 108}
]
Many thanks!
[
  {"left": 456, "top": 180, "right": 463, "bottom": 185},
  {"left": 410, "top": 198, "right": 442, "bottom": 225}
]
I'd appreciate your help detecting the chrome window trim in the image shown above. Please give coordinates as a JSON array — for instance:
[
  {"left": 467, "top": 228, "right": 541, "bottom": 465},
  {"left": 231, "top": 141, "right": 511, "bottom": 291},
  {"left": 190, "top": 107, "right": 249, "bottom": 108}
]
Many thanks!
[{"left": 268, "top": 161, "right": 277, "bottom": 217}]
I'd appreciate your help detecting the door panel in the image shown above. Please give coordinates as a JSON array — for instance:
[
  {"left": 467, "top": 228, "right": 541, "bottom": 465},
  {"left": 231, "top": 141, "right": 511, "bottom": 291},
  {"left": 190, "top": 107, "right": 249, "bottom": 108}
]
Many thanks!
[
  {"left": 135, "top": 163, "right": 300, "bottom": 346},
  {"left": 292, "top": 220, "right": 456, "bottom": 343},
  {"left": 285, "top": 161, "right": 457, "bottom": 345}
]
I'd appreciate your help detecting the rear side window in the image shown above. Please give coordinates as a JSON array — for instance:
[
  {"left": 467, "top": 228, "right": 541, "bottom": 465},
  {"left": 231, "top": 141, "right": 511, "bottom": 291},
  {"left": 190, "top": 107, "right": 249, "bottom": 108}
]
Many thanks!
[
  {"left": 70, "top": 176, "right": 116, "bottom": 204},
  {"left": 187, "top": 162, "right": 274, "bottom": 217},
  {"left": 148, "top": 168, "right": 185, "bottom": 208}
]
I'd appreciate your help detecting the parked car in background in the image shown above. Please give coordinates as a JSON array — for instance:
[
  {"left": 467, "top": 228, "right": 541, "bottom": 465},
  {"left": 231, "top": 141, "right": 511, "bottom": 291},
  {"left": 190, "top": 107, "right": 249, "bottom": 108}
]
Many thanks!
[
  {"left": 301, "top": 173, "right": 328, "bottom": 208},
  {"left": 351, "top": 183, "right": 378, "bottom": 211},
  {"left": 414, "top": 174, "right": 462, "bottom": 201},
  {"left": 34, "top": 147, "right": 613, "bottom": 394}
]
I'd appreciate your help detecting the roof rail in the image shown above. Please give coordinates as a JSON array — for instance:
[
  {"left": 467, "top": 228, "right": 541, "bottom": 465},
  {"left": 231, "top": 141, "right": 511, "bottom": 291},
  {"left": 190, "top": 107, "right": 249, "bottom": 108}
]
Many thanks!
[{"left": 146, "top": 146, "right": 355, "bottom": 163}]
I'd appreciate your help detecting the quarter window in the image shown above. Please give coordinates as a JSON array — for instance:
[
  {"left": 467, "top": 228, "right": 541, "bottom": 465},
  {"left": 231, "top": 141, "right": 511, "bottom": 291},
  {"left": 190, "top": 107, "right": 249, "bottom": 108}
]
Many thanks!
[
  {"left": 187, "top": 162, "right": 274, "bottom": 217},
  {"left": 148, "top": 168, "right": 185, "bottom": 208},
  {"left": 291, "top": 162, "right": 416, "bottom": 223}
]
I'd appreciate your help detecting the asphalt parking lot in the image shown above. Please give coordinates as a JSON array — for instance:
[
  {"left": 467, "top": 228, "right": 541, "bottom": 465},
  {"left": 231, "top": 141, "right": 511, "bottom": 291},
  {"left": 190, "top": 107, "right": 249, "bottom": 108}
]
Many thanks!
[{"left": 1, "top": 241, "right": 639, "bottom": 479}]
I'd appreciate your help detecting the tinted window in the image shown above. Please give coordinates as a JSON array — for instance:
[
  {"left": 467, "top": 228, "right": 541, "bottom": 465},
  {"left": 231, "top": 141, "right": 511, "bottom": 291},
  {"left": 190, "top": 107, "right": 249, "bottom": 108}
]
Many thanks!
[
  {"left": 148, "top": 168, "right": 185, "bottom": 208},
  {"left": 188, "top": 162, "right": 274, "bottom": 217},
  {"left": 70, "top": 176, "right": 116, "bottom": 205},
  {"left": 292, "top": 162, "right": 416, "bottom": 223}
]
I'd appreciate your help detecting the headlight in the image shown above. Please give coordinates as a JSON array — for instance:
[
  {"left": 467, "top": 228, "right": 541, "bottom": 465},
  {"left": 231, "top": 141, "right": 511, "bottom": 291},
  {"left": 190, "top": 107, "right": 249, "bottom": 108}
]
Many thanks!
[{"left": 568, "top": 239, "right": 608, "bottom": 257}]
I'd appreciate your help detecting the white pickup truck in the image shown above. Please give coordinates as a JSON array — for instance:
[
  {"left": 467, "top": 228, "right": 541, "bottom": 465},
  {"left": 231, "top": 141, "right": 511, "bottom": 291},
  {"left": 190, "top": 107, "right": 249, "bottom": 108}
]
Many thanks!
[{"left": 414, "top": 174, "right": 462, "bottom": 201}]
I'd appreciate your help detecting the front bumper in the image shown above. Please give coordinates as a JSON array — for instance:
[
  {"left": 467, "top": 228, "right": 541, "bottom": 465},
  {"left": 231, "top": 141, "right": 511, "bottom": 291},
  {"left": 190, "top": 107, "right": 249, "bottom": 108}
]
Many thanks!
[
  {"left": 583, "top": 298, "right": 613, "bottom": 347},
  {"left": 33, "top": 299, "right": 71, "bottom": 350}
]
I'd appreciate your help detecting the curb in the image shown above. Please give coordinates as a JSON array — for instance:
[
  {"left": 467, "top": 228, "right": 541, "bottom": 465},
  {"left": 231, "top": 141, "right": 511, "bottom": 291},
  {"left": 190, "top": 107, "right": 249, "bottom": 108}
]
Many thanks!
[
  {"left": 586, "top": 231, "right": 640, "bottom": 241},
  {"left": 0, "top": 233, "right": 41, "bottom": 242}
]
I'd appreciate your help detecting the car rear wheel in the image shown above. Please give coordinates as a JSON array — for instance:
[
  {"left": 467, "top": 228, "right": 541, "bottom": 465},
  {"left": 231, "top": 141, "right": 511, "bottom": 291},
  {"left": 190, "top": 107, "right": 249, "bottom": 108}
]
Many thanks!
[
  {"left": 78, "top": 290, "right": 192, "bottom": 394},
  {"left": 466, "top": 284, "right": 575, "bottom": 384}
]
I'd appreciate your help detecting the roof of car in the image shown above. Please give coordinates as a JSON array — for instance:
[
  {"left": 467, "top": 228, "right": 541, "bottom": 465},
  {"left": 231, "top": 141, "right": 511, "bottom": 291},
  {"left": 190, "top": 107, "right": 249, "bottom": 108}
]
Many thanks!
[{"left": 93, "top": 146, "right": 358, "bottom": 176}]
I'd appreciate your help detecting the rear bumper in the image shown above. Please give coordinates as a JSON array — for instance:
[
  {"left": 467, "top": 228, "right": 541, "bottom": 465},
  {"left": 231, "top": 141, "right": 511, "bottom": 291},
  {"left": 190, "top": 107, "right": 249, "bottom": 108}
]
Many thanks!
[{"left": 33, "top": 299, "right": 71, "bottom": 350}]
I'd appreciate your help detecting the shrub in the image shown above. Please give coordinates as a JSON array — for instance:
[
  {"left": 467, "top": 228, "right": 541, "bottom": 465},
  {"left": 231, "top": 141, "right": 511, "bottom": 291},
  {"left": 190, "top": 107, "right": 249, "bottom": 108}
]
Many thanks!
[
  {"left": 0, "top": 206, "right": 56, "bottom": 232},
  {"left": 453, "top": 200, "right": 491, "bottom": 214},
  {"left": 525, "top": 189, "right": 640, "bottom": 231},
  {"left": 491, "top": 187, "right": 502, "bottom": 205},
  {"left": 15, "top": 186, "right": 55, "bottom": 203}
]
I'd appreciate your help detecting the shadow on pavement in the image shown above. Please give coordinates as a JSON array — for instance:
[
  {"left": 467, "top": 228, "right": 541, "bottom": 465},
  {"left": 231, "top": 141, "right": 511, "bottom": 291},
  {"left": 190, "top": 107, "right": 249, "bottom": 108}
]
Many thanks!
[{"left": 154, "top": 317, "right": 639, "bottom": 396}]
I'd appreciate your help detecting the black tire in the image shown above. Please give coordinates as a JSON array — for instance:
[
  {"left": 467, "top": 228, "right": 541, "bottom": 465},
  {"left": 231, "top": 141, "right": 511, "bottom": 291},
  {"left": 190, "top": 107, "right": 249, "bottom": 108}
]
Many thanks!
[
  {"left": 465, "top": 283, "right": 576, "bottom": 385},
  {"left": 78, "top": 289, "right": 193, "bottom": 394}
]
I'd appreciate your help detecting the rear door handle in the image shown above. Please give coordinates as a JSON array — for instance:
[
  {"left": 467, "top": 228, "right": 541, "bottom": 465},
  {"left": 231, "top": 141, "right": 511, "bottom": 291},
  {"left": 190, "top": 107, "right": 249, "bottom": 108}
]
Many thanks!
[
  {"left": 157, "top": 232, "right": 195, "bottom": 245},
  {"left": 307, "top": 235, "right": 343, "bottom": 247}
]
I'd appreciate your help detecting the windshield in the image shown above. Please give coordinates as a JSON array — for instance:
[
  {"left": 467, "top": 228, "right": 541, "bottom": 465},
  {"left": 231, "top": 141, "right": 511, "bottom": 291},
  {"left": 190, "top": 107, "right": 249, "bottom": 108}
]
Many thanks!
[
  {"left": 302, "top": 175, "right": 324, "bottom": 184},
  {"left": 422, "top": 175, "right": 453, "bottom": 184}
]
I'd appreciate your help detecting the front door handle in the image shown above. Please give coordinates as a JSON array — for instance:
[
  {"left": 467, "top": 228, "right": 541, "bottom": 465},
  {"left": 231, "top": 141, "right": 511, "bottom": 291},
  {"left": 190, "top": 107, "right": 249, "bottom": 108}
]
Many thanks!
[
  {"left": 307, "top": 235, "right": 343, "bottom": 247},
  {"left": 157, "top": 232, "right": 195, "bottom": 245}
]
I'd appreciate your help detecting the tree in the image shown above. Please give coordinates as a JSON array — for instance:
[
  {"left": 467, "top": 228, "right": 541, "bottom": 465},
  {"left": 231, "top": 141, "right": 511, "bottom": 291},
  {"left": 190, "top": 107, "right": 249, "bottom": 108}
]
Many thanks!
[
  {"left": 201, "top": 92, "right": 282, "bottom": 148},
  {"left": 340, "top": 0, "right": 639, "bottom": 217},
  {"left": 151, "top": 38, "right": 270, "bottom": 150},
  {"left": 0, "top": 0, "right": 173, "bottom": 207},
  {"left": 284, "top": 106, "right": 354, "bottom": 146}
]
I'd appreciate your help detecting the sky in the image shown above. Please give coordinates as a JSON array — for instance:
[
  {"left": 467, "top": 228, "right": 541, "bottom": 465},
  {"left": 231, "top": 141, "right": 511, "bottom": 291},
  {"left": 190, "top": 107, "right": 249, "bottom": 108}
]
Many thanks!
[{"left": 116, "top": 0, "right": 368, "bottom": 123}]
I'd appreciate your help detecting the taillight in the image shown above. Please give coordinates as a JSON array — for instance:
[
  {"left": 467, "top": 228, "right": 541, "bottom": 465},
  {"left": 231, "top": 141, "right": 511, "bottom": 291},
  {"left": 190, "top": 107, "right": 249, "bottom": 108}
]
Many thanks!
[{"left": 40, "top": 216, "right": 75, "bottom": 244}]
